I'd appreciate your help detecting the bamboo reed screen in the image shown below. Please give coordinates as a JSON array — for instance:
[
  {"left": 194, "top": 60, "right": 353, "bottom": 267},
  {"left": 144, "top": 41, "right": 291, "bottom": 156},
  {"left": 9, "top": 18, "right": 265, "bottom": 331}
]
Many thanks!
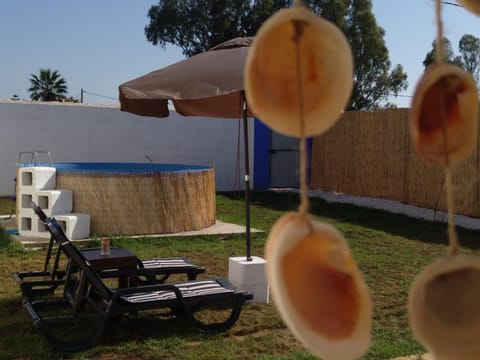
[
  {"left": 56, "top": 168, "right": 216, "bottom": 235},
  {"left": 311, "top": 109, "right": 480, "bottom": 218}
]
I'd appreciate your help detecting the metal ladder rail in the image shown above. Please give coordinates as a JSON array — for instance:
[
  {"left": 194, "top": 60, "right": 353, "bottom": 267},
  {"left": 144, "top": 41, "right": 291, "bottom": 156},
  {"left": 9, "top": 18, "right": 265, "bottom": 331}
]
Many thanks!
[
  {"left": 6, "top": 151, "right": 54, "bottom": 221},
  {"left": 17, "top": 151, "right": 53, "bottom": 167}
]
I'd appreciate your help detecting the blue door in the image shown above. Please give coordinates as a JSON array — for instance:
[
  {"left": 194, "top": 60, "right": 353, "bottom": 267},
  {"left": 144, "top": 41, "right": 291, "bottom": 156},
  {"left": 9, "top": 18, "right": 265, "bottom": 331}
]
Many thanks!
[{"left": 254, "top": 119, "right": 303, "bottom": 189}]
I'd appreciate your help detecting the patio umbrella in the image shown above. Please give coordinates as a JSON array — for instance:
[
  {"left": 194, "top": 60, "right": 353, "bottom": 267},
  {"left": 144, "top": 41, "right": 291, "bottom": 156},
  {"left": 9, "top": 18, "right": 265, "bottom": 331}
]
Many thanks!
[{"left": 119, "top": 36, "right": 254, "bottom": 260}]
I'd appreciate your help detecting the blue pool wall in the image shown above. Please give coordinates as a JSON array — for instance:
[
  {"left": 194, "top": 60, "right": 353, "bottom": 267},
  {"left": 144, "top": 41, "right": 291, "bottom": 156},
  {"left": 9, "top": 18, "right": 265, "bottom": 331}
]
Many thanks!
[{"left": 17, "top": 162, "right": 212, "bottom": 174}]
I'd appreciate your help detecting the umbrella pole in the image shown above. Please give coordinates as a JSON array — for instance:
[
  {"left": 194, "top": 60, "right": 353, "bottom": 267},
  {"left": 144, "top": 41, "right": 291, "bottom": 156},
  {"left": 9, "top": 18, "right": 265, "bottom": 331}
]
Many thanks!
[{"left": 241, "top": 91, "right": 252, "bottom": 261}]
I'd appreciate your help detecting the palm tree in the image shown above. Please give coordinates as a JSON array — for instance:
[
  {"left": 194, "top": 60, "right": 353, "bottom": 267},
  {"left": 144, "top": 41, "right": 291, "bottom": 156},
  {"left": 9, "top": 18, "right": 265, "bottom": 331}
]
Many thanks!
[{"left": 28, "top": 68, "right": 68, "bottom": 101}]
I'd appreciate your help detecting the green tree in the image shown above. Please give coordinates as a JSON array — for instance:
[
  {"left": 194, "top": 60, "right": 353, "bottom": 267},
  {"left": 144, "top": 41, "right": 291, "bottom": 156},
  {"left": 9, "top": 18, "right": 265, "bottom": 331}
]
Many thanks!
[
  {"left": 423, "top": 34, "right": 480, "bottom": 86},
  {"left": 422, "top": 37, "right": 462, "bottom": 68},
  {"left": 145, "top": 0, "right": 251, "bottom": 57},
  {"left": 458, "top": 34, "right": 480, "bottom": 84},
  {"left": 28, "top": 68, "right": 68, "bottom": 101},
  {"left": 145, "top": 0, "right": 407, "bottom": 110},
  {"left": 342, "top": 0, "right": 407, "bottom": 109}
]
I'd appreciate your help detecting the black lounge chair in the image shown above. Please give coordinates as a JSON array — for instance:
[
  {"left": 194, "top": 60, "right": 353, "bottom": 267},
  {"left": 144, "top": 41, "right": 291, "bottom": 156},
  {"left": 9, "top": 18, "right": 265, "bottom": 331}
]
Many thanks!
[
  {"left": 22, "top": 211, "right": 252, "bottom": 352},
  {"left": 138, "top": 256, "right": 205, "bottom": 282},
  {"left": 11, "top": 206, "right": 66, "bottom": 300},
  {"left": 13, "top": 203, "right": 206, "bottom": 300}
]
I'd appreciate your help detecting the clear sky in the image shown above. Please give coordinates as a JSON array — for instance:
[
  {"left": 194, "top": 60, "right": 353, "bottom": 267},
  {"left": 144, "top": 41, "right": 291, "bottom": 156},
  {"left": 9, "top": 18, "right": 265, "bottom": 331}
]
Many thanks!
[{"left": 0, "top": 0, "right": 479, "bottom": 108}]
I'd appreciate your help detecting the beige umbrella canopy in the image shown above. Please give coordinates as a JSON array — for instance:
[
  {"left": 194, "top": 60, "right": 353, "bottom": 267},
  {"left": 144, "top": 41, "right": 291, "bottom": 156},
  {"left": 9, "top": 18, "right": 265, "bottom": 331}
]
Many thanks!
[
  {"left": 119, "top": 36, "right": 254, "bottom": 260},
  {"left": 119, "top": 37, "right": 254, "bottom": 118}
]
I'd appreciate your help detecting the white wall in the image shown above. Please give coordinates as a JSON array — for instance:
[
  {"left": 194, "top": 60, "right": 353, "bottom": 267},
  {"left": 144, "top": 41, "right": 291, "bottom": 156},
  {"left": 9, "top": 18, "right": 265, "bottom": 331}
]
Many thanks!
[{"left": 0, "top": 100, "right": 254, "bottom": 196}]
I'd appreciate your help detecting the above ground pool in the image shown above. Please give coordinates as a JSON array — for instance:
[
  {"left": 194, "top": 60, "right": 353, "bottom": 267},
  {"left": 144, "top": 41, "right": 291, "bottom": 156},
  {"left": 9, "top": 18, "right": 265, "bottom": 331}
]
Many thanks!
[{"left": 18, "top": 162, "right": 216, "bottom": 236}]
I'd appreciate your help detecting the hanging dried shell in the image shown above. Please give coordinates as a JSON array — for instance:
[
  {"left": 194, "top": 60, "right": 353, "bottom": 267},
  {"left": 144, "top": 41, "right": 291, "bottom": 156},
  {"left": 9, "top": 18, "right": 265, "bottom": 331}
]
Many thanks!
[
  {"left": 244, "top": 5, "right": 353, "bottom": 137},
  {"left": 266, "top": 212, "right": 371, "bottom": 360},
  {"left": 457, "top": 0, "right": 480, "bottom": 16},
  {"left": 408, "top": 254, "right": 480, "bottom": 359},
  {"left": 410, "top": 63, "right": 478, "bottom": 166}
]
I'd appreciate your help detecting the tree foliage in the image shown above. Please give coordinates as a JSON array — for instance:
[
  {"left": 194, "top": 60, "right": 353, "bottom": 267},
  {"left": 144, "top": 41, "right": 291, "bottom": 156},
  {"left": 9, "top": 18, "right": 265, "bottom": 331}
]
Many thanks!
[
  {"left": 423, "top": 37, "right": 462, "bottom": 67},
  {"left": 145, "top": 0, "right": 408, "bottom": 110},
  {"left": 423, "top": 34, "right": 480, "bottom": 85},
  {"left": 458, "top": 34, "right": 480, "bottom": 84},
  {"left": 28, "top": 68, "right": 68, "bottom": 101},
  {"left": 342, "top": 0, "right": 407, "bottom": 109},
  {"left": 145, "top": 0, "right": 250, "bottom": 56}
]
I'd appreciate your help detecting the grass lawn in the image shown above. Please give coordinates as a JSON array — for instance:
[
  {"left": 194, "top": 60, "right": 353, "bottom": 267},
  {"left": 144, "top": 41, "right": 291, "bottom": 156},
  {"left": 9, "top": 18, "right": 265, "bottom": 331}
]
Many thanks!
[{"left": 0, "top": 191, "right": 479, "bottom": 359}]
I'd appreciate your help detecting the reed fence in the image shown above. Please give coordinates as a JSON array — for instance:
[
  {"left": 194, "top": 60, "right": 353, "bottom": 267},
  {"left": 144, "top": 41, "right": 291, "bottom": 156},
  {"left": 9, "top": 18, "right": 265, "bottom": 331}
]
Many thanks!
[
  {"left": 56, "top": 169, "right": 216, "bottom": 235},
  {"left": 311, "top": 109, "right": 480, "bottom": 218}
]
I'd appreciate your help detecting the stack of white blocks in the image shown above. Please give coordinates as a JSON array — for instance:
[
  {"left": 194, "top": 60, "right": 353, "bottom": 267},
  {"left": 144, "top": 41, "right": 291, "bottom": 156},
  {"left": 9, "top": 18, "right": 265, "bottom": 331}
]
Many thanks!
[{"left": 17, "top": 166, "right": 90, "bottom": 240}]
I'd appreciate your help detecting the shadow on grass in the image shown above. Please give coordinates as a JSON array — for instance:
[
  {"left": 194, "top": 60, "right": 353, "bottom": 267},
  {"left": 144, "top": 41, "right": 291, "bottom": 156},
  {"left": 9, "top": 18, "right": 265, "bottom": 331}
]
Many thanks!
[
  {"left": 97, "top": 315, "right": 200, "bottom": 346},
  {"left": 0, "top": 294, "right": 206, "bottom": 358},
  {"left": 0, "top": 296, "right": 53, "bottom": 359},
  {"left": 222, "top": 191, "right": 480, "bottom": 250}
]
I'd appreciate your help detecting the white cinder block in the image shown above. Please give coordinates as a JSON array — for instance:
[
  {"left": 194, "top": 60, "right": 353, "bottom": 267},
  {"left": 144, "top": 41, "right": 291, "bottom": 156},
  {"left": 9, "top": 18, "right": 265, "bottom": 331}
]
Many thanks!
[
  {"left": 18, "top": 191, "right": 51, "bottom": 238},
  {"left": 18, "top": 191, "right": 45, "bottom": 237},
  {"left": 54, "top": 213, "right": 90, "bottom": 240},
  {"left": 35, "top": 217, "right": 51, "bottom": 238},
  {"left": 18, "top": 167, "right": 56, "bottom": 191},
  {"left": 228, "top": 256, "right": 269, "bottom": 303},
  {"left": 18, "top": 215, "right": 35, "bottom": 237},
  {"left": 34, "top": 190, "right": 73, "bottom": 216},
  {"left": 18, "top": 190, "right": 34, "bottom": 212},
  {"left": 18, "top": 214, "right": 50, "bottom": 238}
]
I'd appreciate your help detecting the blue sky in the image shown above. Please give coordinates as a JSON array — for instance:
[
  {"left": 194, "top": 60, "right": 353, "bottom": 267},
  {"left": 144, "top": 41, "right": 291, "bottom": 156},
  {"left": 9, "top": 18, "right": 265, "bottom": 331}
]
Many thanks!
[{"left": 0, "top": 0, "right": 478, "bottom": 108}]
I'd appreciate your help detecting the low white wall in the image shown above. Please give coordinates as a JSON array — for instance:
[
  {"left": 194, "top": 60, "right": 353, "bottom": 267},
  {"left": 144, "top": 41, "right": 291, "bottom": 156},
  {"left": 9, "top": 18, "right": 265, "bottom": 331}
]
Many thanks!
[{"left": 0, "top": 101, "right": 254, "bottom": 196}]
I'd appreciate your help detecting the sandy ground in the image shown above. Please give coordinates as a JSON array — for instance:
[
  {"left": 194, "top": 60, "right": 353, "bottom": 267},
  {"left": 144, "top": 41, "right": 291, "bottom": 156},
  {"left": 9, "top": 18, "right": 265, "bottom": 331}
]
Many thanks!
[{"left": 0, "top": 216, "right": 261, "bottom": 248}]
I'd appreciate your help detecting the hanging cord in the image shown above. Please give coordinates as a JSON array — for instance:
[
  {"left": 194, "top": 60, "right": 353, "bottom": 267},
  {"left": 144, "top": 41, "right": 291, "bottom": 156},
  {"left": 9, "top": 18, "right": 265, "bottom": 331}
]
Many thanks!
[
  {"left": 435, "top": 0, "right": 444, "bottom": 62},
  {"left": 438, "top": 94, "right": 459, "bottom": 255},
  {"left": 292, "top": 18, "right": 310, "bottom": 225},
  {"left": 435, "top": 0, "right": 459, "bottom": 255},
  {"left": 445, "top": 168, "right": 459, "bottom": 254}
]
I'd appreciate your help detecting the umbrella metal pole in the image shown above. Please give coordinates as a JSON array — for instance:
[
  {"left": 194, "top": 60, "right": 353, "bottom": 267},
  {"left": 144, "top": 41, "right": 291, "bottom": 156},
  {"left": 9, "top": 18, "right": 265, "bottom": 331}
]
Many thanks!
[{"left": 242, "top": 91, "right": 252, "bottom": 261}]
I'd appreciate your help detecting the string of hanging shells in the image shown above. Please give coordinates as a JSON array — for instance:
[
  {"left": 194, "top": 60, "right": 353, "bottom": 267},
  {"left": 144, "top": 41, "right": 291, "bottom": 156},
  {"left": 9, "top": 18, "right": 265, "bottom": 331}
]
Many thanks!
[
  {"left": 408, "top": 1, "right": 480, "bottom": 359},
  {"left": 245, "top": 1, "right": 371, "bottom": 359},
  {"left": 245, "top": 0, "right": 479, "bottom": 359}
]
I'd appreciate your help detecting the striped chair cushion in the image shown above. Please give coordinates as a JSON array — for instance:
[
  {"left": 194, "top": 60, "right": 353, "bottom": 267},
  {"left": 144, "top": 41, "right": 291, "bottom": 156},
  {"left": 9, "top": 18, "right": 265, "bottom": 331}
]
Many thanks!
[
  {"left": 141, "top": 258, "right": 196, "bottom": 269},
  {"left": 121, "top": 280, "right": 234, "bottom": 303}
]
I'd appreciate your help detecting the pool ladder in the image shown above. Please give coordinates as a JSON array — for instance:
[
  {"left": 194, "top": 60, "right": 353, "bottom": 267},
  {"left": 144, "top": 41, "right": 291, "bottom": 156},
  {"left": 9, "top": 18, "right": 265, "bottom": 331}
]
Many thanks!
[
  {"left": 17, "top": 151, "right": 53, "bottom": 167},
  {"left": 10, "top": 150, "right": 53, "bottom": 221}
]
